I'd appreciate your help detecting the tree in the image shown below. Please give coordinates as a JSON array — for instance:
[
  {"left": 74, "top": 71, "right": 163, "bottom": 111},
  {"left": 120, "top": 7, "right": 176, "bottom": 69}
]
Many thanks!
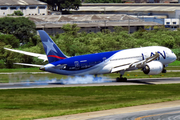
[
  {"left": 0, "top": 34, "right": 19, "bottom": 48},
  {"left": 14, "top": 11, "right": 24, "bottom": 16},
  {"left": 85, "top": 0, "right": 122, "bottom": 3},
  {"left": 39, "top": 0, "right": 81, "bottom": 12},
  {"left": 7, "top": 10, "right": 24, "bottom": 16},
  {"left": 0, "top": 17, "right": 36, "bottom": 44},
  {"left": 61, "top": 23, "right": 80, "bottom": 35},
  {"left": 61, "top": 24, "right": 80, "bottom": 56}
]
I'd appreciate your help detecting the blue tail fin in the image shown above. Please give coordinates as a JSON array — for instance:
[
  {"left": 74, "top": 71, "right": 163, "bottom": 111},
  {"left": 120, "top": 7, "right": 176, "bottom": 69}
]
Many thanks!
[{"left": 38, "top": 30, "right": 67, "bottom": 63}]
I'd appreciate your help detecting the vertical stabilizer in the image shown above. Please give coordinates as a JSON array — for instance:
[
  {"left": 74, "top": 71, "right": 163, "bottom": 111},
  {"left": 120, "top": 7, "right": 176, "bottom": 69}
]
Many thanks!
[{"left": 38, "top": 30, "right": 67, "bottom": 63}]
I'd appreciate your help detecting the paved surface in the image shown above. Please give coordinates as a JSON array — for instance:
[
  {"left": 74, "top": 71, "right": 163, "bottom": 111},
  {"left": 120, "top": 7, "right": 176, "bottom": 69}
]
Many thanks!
[
  {"left": 1, "top": 77, "right": 180, "bottom": 89},
  {"left": 36, "top": 100, "right": 180, "bottom": 120},
  {"left": 89, "top": 107, "right": 180, "bottom": 120}
]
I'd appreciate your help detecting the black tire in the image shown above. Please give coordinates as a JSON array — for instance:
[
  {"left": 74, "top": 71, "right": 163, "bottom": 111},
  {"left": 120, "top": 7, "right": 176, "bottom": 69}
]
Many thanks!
[
  {"left": 116, "top": 77, "right": 120, "bottom": 82},
  {"left": 116, "top": 77, "right": 127, "bottom": 82},
  {"left": 122, "top": 78, "right": 127, "bottom": 82},
  {"left": 162, "top": 69, "right": 166, "bottom": 73}
]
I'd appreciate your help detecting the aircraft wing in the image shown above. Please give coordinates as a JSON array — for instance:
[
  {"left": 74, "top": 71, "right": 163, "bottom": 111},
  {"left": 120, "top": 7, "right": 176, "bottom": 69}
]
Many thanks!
[
  {"left": 4, "top": 47, "right": 48, "bottom": 61},
  {"left": 111, "top": 52, "right": 159, "bottom": 73}
]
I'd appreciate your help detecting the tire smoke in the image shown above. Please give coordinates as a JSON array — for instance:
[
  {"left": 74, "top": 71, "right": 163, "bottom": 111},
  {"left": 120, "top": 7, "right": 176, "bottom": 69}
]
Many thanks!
[{"left": 9, "top": 74, "right": 112, "bottom": 86}]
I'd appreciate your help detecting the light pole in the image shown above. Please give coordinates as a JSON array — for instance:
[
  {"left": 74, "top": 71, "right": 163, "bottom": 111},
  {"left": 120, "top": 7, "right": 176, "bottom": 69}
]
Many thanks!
[
  {"left": 101, "top": 7, "right": 106, "bottom": 14},
  {"left": 128, "top": 18, "right": 130, "bottom": 34},
  {"left": 179, "top": 15, "right": 180, "bottom": 29},
  {"left": 104, "top": 17, "right": 109, "bottom": 29}
]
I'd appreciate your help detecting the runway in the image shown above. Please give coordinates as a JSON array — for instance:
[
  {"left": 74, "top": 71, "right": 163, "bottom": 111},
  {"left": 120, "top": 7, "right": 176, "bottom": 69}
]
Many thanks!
[
  {"left": 1, "top": 77, "right": 180, "bottom": 89},
  {"left": 36, "top": 100, "right": 180, "bottom": 120},
  {"left": 89, "top": 107, "right": 180, "bottom": 120}
]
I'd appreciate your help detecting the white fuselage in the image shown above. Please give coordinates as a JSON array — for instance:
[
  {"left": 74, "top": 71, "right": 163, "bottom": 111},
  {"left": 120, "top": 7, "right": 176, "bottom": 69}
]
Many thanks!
[{"left": 44, "top": 46, "right": 176, "bottom": 76}]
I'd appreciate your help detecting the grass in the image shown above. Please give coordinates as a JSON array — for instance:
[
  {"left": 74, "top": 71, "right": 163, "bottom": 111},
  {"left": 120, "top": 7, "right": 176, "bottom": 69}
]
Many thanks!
[
  {"left": 0, "top": 68, "right": 42, "bottom": 73},
  {"left": 168, "top": 60, "right": 180, "bottom": 66},
  {"left": 0, "top": 84, "right": 180, "bottom": 120}
]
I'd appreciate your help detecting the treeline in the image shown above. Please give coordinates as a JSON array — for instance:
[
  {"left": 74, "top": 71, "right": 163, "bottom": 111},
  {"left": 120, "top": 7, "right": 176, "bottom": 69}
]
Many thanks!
[
  {"left": 50, "top": 24, "right": 180, "bottom": 56},
  {"left": 0, "top": 17, "right": 40, "bottom": 68},
  {"left": 39, "top": 0, "right": 81, "bottom": 11},
  {"left": 1, "top": 23, "right": 180, "bottom": 68}
]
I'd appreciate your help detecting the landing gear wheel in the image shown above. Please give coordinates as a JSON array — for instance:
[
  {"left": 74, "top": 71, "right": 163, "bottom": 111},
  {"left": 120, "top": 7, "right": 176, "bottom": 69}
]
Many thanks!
[
  {"left": 93, "top": 74, "right": 102, "bottom": 82},
  {"left": 93, "top": 77, "right": 102, "bottom": 81},
  {"left": 116, "top": 77, "right": 127, "bottom": 82},
  {"left": 162, "top": 69, "right": 166, "bottom": 73}
]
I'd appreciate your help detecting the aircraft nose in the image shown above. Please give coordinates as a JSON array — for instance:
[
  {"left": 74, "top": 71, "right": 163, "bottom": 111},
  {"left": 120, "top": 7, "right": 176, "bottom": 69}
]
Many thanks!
[
  {"left": 174, "top": 53, "right": 177, "bottom": 60},
  {"left": 171, "top": 53, "right": 177, "bottom": 62}
]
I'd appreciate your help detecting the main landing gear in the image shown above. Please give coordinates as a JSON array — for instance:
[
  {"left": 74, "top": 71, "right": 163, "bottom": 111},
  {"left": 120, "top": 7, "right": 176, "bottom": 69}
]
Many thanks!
[
  {"left": 94, "top": 74, "right": 102, "bottom": 81},
  {"left": 116, "top": 71, "right": 127, "bottom": 82}
]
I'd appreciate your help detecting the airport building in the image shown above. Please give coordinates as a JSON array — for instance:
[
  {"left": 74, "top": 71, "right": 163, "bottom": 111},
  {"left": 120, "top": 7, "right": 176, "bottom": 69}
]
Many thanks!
[
  {"left": 164, "top": 18, "right": 180, "bottom": 29},
  {"left": 72, "top": 3, "right": 180, "bottom": 18},
  {"left": 28, "top": 14, "right": 160, "bottom": 34},
  {"left": 1, "top": 2, "right": 178, "bottom": 34},
  {"left": 0, "top": 0, "right": 47, "bottom": 16}
]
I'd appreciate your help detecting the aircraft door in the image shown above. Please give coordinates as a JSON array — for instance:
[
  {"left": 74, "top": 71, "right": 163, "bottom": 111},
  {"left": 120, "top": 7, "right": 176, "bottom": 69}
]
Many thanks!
[{"left": 74, "top": 61, "right": 80, "bottom": 69}]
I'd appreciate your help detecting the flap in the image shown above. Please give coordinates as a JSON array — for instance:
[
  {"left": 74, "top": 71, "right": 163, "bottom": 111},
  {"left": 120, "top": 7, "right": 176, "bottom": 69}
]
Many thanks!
[{"left": 111, "top": 64, "right": 130, "bottom": 73}]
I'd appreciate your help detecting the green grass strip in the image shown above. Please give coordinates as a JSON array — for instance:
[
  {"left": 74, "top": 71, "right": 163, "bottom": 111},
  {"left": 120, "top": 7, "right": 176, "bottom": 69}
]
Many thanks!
[
  {"left": 169, "top": 60, "right": 180, "bottom": 66},
  {"left": 1, "top": 84, "right": 180, "bottom": 120},
  {"left": 0, "top": 68, "right": 41, "bottom": 73}
]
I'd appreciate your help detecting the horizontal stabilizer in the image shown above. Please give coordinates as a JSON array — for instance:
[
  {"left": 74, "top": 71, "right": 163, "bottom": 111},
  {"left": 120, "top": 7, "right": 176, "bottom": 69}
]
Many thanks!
[
  {"left": 14, "top": 63, "right": 43, "bottom": 67},
  {"left": 4, "top": 47, "right": 48, "bottom": 61}
]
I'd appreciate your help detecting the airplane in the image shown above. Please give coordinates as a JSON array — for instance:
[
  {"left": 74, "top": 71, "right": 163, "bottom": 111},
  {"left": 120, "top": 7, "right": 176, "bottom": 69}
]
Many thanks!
[{"left": 4, "top": 30, "right": 177, "bottom": 82}]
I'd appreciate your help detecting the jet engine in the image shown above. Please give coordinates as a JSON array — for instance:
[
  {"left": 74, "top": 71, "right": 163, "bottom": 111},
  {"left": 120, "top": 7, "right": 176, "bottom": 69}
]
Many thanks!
[{"left": 143, "top": 61, "right": 163, "bottom": 75}]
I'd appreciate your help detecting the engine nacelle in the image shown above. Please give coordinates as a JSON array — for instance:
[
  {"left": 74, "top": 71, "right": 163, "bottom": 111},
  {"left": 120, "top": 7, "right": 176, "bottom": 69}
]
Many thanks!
[{"left": 143, "top": 61, "right": 163, "bottom": 75}]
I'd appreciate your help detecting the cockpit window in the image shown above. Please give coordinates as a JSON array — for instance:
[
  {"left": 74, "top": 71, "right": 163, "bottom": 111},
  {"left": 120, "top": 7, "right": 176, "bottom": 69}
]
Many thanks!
[{"left": 171, "top": 51, "right": 174, "bottom": 53}]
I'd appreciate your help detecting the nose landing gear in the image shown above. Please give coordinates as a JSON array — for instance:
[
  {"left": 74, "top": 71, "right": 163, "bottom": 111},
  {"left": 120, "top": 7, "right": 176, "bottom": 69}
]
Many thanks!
[{"left": 162, "top": 69, "right": 166, "bottom": 73}]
